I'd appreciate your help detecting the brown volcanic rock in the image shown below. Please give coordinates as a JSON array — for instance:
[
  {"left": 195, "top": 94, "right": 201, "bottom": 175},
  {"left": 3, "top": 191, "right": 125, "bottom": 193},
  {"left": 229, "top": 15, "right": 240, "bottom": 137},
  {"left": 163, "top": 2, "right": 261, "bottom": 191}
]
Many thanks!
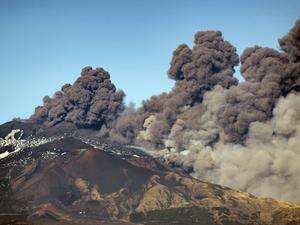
[{"left": 0, "top": 136, "right": 299, "bottom": 225}]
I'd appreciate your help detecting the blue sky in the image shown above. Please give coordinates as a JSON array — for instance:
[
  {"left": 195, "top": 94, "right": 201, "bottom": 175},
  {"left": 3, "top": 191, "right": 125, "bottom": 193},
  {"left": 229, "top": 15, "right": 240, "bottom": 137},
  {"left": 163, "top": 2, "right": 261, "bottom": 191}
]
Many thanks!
[{"left": 0, "top": 0, "right": 299, "bottom": 124}]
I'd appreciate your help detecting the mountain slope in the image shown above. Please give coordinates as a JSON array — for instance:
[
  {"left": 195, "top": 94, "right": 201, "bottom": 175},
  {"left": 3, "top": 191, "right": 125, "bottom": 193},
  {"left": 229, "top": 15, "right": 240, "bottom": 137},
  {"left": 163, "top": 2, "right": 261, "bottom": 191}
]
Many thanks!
[{"left": 0, "top": 122, "right": 299, "bottom": 225}]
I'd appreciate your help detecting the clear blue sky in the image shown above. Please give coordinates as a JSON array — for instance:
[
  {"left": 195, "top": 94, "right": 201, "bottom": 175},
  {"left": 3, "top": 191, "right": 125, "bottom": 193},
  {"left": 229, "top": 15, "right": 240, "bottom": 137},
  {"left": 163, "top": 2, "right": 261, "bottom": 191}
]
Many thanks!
[{"left": 0, "top": 0, "right": 299, "bottom": 124}]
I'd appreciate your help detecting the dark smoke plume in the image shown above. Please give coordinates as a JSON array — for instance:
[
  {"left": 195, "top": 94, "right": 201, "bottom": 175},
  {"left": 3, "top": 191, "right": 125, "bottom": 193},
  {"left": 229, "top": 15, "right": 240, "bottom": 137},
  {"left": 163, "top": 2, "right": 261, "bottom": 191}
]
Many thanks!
[
  {"left": 168, "top": 30, "right": 239, "bottom": 103},
  {"left": 279, "top": 19, "right": 300, "bottom": 93},
  {"left": 217, "top": 47, "right": 286, "bottom": 143},
  {"left": 111, "top": 31, "right": 240, "bottom": 147},
  {"left": 217, "top": 20, "right": 300, "bottom": 143},
  {"left": 31, "top": 67, "right": 125, "bottom": 129},
  {"left": 108, "top": 19, "right": 300, "bottom": 202},
  {"left": 279, "top": 19, "right": 300, "bottom": 62},
  {"left": 110, "top": 20, "right": 300, "bottom": 148}
]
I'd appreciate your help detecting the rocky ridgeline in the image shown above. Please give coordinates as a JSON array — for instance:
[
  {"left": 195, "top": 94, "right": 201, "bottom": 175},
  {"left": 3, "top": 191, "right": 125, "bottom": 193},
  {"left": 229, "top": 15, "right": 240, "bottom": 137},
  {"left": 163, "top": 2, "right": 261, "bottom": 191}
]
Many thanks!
[
  {"left": 0, "top": 129, "right": 62, "bottom": 160},
  {"left": 0, "top": 128, "right": 150, "bottom": 168}
]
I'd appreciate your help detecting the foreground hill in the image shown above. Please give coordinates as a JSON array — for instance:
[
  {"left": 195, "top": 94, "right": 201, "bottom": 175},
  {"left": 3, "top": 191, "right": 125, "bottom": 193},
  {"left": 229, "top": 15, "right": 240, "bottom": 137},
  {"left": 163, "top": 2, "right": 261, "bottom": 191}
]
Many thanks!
[{"left": 0, "top": 121, "right": 299, "bottom": 225}]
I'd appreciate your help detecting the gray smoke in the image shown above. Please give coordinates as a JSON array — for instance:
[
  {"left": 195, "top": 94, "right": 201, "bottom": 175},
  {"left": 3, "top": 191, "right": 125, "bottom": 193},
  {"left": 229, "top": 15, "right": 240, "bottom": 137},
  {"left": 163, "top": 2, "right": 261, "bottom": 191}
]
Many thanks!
[
  {"left": 191, "top": 92, "right": 300, "bottom": 203},
  {"left": 168, "top": 30, "right": 239, "bottom": 103},
  {"left": 31, "top": 66, "right": 125, "bottom": 129},
  {"left": 279, "top": 19, "right": 300, "bottom": 62},
  {"left": 109, "top": 20, "right": 300, "bottom": 203},
  {"left": 111, "top": 30, "right": 239, "bottom": 147},
  {"left": 151, "top": 20, "right": 300, "bottom": 202},
  {"left": 217, "top": 39, "right": 300, "bottom": 142}
]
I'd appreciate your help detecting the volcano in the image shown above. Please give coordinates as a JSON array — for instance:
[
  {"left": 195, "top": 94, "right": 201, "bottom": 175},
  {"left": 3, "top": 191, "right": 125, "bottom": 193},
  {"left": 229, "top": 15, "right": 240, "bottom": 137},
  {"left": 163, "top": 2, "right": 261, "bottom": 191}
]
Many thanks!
[
  {"left": 0, "top": 121, "right": 299, "bottom": 225},
  {"left": 1, "top": 18, "right": 300, "bottom": 225}
]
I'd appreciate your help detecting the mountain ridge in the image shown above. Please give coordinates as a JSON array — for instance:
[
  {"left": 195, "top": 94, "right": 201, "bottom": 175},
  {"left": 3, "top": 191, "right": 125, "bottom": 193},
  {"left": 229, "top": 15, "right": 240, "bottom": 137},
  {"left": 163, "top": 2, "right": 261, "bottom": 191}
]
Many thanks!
[{"left": 0, "top": 121, "right": 299, "bottom": 225}]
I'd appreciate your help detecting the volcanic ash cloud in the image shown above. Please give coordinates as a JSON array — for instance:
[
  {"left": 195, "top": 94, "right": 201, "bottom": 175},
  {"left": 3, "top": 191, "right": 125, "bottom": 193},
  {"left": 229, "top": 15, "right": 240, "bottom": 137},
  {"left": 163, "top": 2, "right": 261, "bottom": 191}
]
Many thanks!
[
  {"left": 31, "top": 66, "right": 125, "bottom": 129},
  {"left": 190, "top": 92, "right": 300, "bottom": 203},
  {"left": 110, "top": 20, "right": 300, "bottom": 202}
]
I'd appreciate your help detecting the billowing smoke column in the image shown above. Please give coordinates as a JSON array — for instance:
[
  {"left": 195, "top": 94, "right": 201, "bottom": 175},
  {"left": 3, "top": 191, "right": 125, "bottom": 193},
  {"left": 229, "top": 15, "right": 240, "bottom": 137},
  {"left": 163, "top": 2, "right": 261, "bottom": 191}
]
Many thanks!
[
  {"left": 31, "top": 67, "right": 125, "bottom": 129},
  {"left": 168, "top": 30, "right": 239, "bottom": 103},
  {"left": 279, "top": 19, "right": 300, "bottom": 94},
  {"left": 158, "top": 20, "right": 300, "bottom": 202},
  {"left": 111, "top": 30, "right": 239, "bottom": 147},
  {"left": 110, "top": 20, "right": 300, "bottom": 202},
  {"left": 191, "top": 92, "right": 300, "bottom": 203},
  {"left": 217, "top": 46, "right": 298, "bottom": 143},
  {"left": 217, "top": 20, "right": 300, "bottom": 143},
  {"left": 279, "top": 19, "right": 300, "bottom": 63}
]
